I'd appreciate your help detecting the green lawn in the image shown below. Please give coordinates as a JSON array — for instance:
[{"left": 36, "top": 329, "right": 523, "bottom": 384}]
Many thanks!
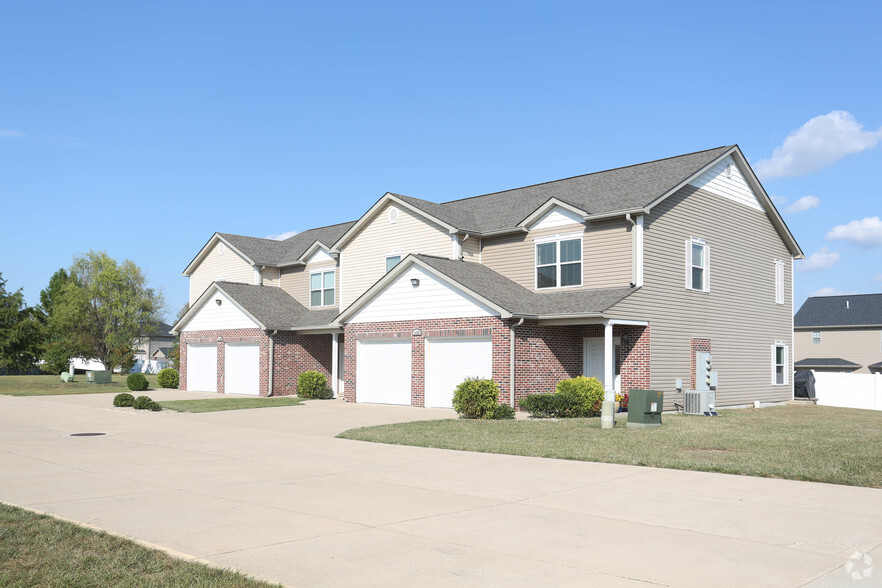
[
  {"left": 158, "top": 397, "right": 304, "bottom": 413},
  {"left": 339, "top": 403, "right": 882, "bottom": 488},
  {"left": 0, "top": 374, "right": 160, "bottom": 396},
  {"left": 0, "top": 502, "right": 280, "bottom": 587}
]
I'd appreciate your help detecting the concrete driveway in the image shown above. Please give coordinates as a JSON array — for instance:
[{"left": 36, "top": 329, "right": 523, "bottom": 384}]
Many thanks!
[{"left": 1, "top": 391, "right": 880, "bottom": 587}]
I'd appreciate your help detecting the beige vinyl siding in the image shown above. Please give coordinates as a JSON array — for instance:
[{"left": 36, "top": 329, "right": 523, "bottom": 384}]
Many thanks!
[
  {"left": 280, "top": 260, "right": 338, "bottom": 308},
  {"left": 461, "top": 235, "right": 480, "bottom": 262},
  {"left": 339, "top": 203, "right": 451, "bottom": 309},
  {"left": 608, "top": 184, "right": 794, "bottom": 408},
  {"left": 794, "top": 328, "right": 882, "bottom": 374},
  {"left": 189, "top": 242, "right": 254, "bottom": 304},
  {"left": 481, "top": 219, "right": 632, "bottom": 290},
  {"left": 261, "top": 267, "right": 280, "bottom": 287}
]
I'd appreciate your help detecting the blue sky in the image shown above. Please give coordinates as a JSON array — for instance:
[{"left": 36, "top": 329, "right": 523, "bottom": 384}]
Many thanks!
[{"left": 2, "top": 1, "right": 880, "bottom": 322}]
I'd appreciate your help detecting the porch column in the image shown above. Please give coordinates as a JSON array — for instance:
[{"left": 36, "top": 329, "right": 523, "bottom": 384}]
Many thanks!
[
  {"left": 331, "top": 332, "right": 339, "bottom": 398},
  {"left": 601, "top": 321, "right": 616, "bottom": 429}
]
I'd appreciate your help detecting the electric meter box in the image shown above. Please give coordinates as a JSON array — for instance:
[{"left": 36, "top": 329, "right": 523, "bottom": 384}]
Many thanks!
[
  {"left": 627, "top": 389, "right": 664, "bottom": 428},
  {"left": 85, "top": 370, "right": 112, "bottom": 384}
]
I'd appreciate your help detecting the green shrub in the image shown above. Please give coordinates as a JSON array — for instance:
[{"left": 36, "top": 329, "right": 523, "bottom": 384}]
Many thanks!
[
  {"left": 452, "top": 377, "right": 500, "bottom": 419},
  {"left": 148, "top": 401, "right": 163, "bottom": 412},
  {"left": 519, "top": 393, "right": 562, "bottom": 418},
  {"left": 133, "top": 395, "right": 154, "bottom": 410},
  {"left": 113, "top": 393, "right": 135, "bottom": 407},
  {"left": 157, "top": 368, "right": 179, "bottom": 389},
  {"left": 311, "top": 386, "right": 334, "bottom": 400},
  {"left": 297, "top": 371, "right": 328, "bottom": 399},
  {"left": 491, "top": 403, "right": 516, "bottom": 420},
  {"left": 127, "top": 373, "right": 148, "bottom": 392},
  {"left": 555, "top": 376, "right": 605, "bottom": 417}
]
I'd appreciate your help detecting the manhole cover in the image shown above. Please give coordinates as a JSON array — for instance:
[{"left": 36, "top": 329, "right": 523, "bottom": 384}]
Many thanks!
[{"left": 69, "top": 433, "right": 106, "bottom": 437}]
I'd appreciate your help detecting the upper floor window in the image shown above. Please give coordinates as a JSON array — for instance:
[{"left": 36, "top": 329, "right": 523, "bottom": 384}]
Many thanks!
[
  {"left": 772, "top": 342, "right": 788, "bottom": 385},
  {"left": 686, "top": 238, "right": 709, "bottom": 292},
  {"left": 385, "top": 254, "right": 401, "bottom": 273},
  {"left": 812, "top": 330, "right": 821, "bottom": 344},
  {"left": 536, "top": 235, "right": 582, "bottom": 289},
  {"left": 775, "top": 260, "right": 785, "bottom": 304},
  {"left": 310, "top": 270, "right": 335, "bottom": 307}
]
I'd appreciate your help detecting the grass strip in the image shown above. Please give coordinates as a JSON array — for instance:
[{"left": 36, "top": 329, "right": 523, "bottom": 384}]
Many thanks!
[
  {"left": 158, "top": 397, "right": 304, "bottom": 413},
  {"left": 338, "top": 404, "right": 882, "bottom": 488},
  {"left": 0, "top": 374, "right": 160, "bottom": 396},
  {"left": 0, "top": 502, "right": 280, "bottom": 588}
]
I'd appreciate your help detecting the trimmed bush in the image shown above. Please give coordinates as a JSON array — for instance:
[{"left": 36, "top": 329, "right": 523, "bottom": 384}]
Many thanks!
[
  {"left": 113, "top": 393, "right": 135, "bottom": 408},
  {"left": 452, "top": 377, "right": 500, "bottom": 419},
  {"left": 519, "top": 393, "right": 563, "bottom": 418},
  {"left": 297, "top": 371, "right": 328, "bottom": 399},
  {"left": 311, "top": 385, "right": 334, "bottom": 400},
  {"left": 133, "top": 395, "right": 154, "bottom": 410},
  {"left": 491, "top": 403, "right": 516, "bottom": 420},
  {"left": 127, "top": 373, "right": 148, "bottom": 392},
  {"left": 157, "top": 368, "right": 179, "bottom": 389},
  {"left": 555, "top": 376, "right": 604, "bottom": 417},
  {"left": 148, "top": 401, "right": 163, "bottom": 412}
]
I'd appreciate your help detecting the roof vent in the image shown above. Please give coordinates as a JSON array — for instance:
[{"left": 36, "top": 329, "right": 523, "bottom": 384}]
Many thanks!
[
  {"left": 846, "top": 300, "right": 850, "bottom": 309},
  {"left": 388, "top": 207, "right": 399, "bottom": 224}
]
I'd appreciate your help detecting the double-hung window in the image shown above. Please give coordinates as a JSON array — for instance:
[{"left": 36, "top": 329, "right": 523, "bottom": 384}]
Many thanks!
[
  {"left": 536, "top": 235, "right": 582, "bottom": 289},
  {"left": 310, "top": 270, "right": 335, "bottom": 307},
  {"left": 772, "top": 342, "right": 788, "bottom": 385},
  {"left": 812, "top": 330, "right": 821, "bottom": 344},
  {"left": 775, "top": 260, "right": 785, "bottom": 304},
  {"left": 686, "top": 238, "right": 709, "bottom": 292}
]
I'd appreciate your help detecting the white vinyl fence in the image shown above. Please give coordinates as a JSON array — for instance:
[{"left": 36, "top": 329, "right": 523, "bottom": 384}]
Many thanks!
[{"left": 812, "top": 372, "right": 882, "bottom": 411}]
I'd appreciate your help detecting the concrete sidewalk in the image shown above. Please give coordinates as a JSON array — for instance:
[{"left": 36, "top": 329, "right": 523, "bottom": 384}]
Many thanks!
[{"left": 1, "top": 391, "right": 879, "bottom": 587}]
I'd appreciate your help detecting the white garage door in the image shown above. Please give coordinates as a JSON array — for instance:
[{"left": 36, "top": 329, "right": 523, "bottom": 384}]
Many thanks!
[
  {"left": 225, "top": 343, "right": 260, "bottom": 396},
  {"left": 425, "top": 338, "right": 493, "bottom": 409},
  {"left": 187, "top": 344, "right": 217, "bottom": 393},
  {"left": 356, "top": 339, "right": 412, "bottom": 405}
]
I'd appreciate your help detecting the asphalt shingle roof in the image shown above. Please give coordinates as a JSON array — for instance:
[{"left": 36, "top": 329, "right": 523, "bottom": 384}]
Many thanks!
[
  {"left": 414, "top": 255, "right": 635, "bottom": 317},
  {"left": 216, "top": 282, "right": 339, "bottom": 330},
  {"left": 794, "top": 358, "right": 861, "bottom": 368},
  {"left": 216, "top": 221, "right": 357, "bottom": 269},
  {"left": 794, "top": 294, "right": 882, "bottom": 327}
]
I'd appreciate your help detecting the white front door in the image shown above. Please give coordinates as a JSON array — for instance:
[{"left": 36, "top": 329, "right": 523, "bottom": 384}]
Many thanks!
[
  {"left": 425, "top": 338, "right": 492, "bottom": 409},
  {"left": 225, "top": 343, "right": 260, "bottom": 395},
  {"left": 583, "top": 338, "right": 619, "bottom": 391}
]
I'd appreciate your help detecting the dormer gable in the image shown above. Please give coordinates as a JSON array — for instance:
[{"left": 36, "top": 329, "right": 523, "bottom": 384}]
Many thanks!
[{"left": 520, "top": 200, "right": 588, "bottom": 231}]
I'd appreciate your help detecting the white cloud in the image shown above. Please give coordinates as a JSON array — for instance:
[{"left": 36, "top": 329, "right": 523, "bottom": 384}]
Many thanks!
[
  {"left": 771, "top": 195, "right": 788, "bottom": 207},
  {"left": 809, "top": 287, "right": 846, "bottom": 297},
  {"left": 826, "top": 216, "right": 882, "bottom": 248},
  {"left": 796, "top": 246, "right": 841, "bottom": 272},
  {"left": 784, "top": 195, "right": 820, "bottom": 213},
  {"left": 0, "top": 128, "right": 25, "bottom": 138},
  {"left": 872, "top": 274, "right": 882, "bottom": 283},
  {"left": 755, "top": 111, "right": 882, "bottom": 179},
  {"left": 265, "top": 230, "right": 299, "bottom": 241}
]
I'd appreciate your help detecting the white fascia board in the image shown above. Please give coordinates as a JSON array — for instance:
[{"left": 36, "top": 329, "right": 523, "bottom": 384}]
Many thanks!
[
  {"left": 297, "top": 240, "right": 337, "bottom": 264},
  {"left": 331, "top": 193, "right": 459, "bottom": 251},
  {"left": 537, "top": 314, "right": 605, "bottom": 325},
  {"left": 518, "top": 198, "right": 589, "bottom": 229},
  {"left": 181, "top": 233, "right": 255, "bottom": 276},
  {"left": 583, "top": 208, "right": 647, "bottom": 222},
  {"left": 335, "top": 255, "right": 511, "bottom": 323}
]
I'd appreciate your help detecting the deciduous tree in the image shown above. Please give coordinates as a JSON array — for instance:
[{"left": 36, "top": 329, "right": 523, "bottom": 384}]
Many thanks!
[{"left": 0, "top": 273, "right": 44, "bottom": 373}]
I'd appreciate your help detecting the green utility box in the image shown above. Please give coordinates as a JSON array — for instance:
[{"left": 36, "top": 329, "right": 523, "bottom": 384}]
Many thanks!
[
  {"left": 627, "top": 389, "right": 663, "bottom": 428},
  {"left": 85, "top": 370, "right": 112, "bottom": 384}
]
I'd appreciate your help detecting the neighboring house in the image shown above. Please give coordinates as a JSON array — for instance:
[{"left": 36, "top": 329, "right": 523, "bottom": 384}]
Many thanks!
[
  {"left": 132, "top": 322, "right": 175, "bottom": 373},
  {"left": 794, "top": 294, "right": 882, "bottom": 374},
  {"left": 172, "top": 145, "right": 803, "bottom": 410}
]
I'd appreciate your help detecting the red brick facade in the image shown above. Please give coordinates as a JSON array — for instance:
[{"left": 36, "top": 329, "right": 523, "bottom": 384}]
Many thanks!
[
  {"left": 180, "top": 329, "right": 333, "bottom": 396},
  {"left": 343, "top": 318, "right": 651, "bottom": 408}
]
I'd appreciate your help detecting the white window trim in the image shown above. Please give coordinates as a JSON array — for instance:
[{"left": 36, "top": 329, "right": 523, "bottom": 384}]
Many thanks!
[
  {"left": 812, "top": 330, "right": 821, "bottom": 344},
  {"left": 771, "top": 342, "right": 789, "bottom": 386},
  {"left": 309, "top": 269, "right": 336, "bottom": 307},
  {"left": 534, "top": 232, "right": 583, "bottom": 290},
  {"left": 685, "top": 237, "right": 710, "bottom": 292},
  {"left": 774, "top": 259, "right": 785, "bottom": 304},
  {"left": 384, "top": 251, "right": 402, "bottom": 273}
]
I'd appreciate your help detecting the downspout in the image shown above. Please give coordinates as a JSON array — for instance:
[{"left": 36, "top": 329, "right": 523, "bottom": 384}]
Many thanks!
[
  {"left": 267, "top": 330, "right": 277, "bottom": 397},
  {"left": 626, "top": 214, "right": 636, "bottom": 287},
  {"left": 510, "top": 318, "right": 524, "bottom": 408}
]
